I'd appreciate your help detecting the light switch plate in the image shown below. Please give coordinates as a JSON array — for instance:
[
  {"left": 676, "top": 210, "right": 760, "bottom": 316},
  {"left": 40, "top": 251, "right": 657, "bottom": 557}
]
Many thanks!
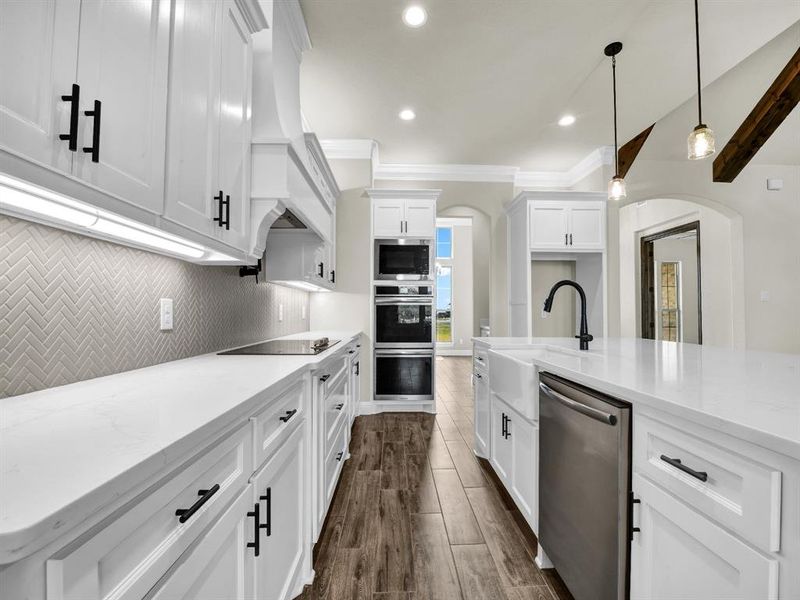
[{"left": 160, "top": 298, "right": 173, "bottom": 330}]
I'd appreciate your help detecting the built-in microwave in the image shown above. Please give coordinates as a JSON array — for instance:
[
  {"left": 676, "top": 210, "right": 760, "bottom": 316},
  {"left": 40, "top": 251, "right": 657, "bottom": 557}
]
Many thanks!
[{"left": 374, "top": 239, "right": 433, "bottom": 281}]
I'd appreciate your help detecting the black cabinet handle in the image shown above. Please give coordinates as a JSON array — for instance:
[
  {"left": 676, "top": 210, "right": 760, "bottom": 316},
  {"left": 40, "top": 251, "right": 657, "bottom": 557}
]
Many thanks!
[
  {"left": 501, "top": 413, "right": 507, "bottom": 438},
  {"left": 279, "top": 408, "right": 297, "bottom": 423},
  {"left": 474, "top": 372, "right": 482, "bottom": 380},
  {"left": 246, "top": 503, "right": 260, "bottom": 556},
  {"left": 505, "top": 415, "right": 511, "bottom": 439},
  {"left": 569, "top": 233, "right": 573, "bottom": 245},
  {"left": 259, "top": 487, "right": 271, "bottom": 537},
  {"left": 355, "top": 362, "right": 359, "bottom": 376},
  {"left": 223, "top": 194, "right": 230, "bottom": 230},
  {"left": 330, "top": 269, "right": 335, "bottom": 283},
  {"left": 335, "top": 403, "right": 344, "bottom": 411},
  {"left": 318, "top": 262, "right": 324, "bottom": 278},
  {"left": 336, "top": 451, "right": 344, "bottom": 461},
  {"left": 213, "top": 190, "right": 224, "bottom": 226},
  {"left": 82, "top": 99, "right": 101, "bottom": 163},
  {"left": 175, "top": 483, "right": 220, "bottom": 523},
  {"left": 660, "top": 454, "right": 708, "bottom": 482},
  {"left": 629, "top": 494, "right": 641, "bottom": 540},
  {"left": 348, "top": 350, "right": 356, "bottom": 354},
  {"left": 565, "top": 233, "right": 568, "bottom": 246},
  {"left": 320, "top": 374, "right": 331, "bottom": 382},
  {"left": 59, "top": 83, "right": 80, "bottom": 151}
]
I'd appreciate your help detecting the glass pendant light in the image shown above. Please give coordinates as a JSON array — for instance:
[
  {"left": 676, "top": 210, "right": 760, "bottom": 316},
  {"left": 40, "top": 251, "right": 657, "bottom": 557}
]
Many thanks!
[
  {"left": 687, "top": 0, "right": 715, "bottom": 159},
  {"left": 605, "top": 42, "right": 626, "bottom": 201}
]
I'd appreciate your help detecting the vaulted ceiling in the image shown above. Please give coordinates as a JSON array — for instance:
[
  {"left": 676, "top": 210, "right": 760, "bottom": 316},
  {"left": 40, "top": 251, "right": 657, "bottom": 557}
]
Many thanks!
[{"left": 299, "top": 0, "right": 799, "bottom": 171}]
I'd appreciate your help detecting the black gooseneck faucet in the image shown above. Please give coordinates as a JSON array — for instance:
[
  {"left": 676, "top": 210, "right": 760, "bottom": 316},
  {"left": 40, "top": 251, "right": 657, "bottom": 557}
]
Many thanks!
[{"left": 543, "top": 280, "right": 594, "bottom": 351}]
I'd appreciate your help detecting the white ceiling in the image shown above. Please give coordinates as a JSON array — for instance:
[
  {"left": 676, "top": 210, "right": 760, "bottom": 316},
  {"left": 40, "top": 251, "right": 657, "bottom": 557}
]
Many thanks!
[{"left": 298, "top": 0, "right": 799, "bottom": 171}]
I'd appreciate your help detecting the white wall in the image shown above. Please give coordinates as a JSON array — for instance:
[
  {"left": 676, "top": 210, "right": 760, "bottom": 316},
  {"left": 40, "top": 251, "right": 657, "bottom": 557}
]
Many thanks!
[{"left": 531, "top": 261, "right": 576, "bottom": 337}]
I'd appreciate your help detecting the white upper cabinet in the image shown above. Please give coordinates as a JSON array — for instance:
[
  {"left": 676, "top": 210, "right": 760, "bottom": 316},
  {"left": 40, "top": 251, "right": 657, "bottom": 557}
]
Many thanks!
[
  {"left": 528, "top": 198, "right": 606, "bottom": 251},
  {"left": 72, "top": 0, "right": 171, "bottom": 214},
  {"left": 372, "top": 199, "right": 405, "bottom": 237},
  {"left": 0, "top": 0, "right": 80, "bottom": 173},
  {"left": 369, "top": 191, "right": 440, "bottom": 239},
  {"left": 165, "top": 0, "right": 256, "bottom": 253}
]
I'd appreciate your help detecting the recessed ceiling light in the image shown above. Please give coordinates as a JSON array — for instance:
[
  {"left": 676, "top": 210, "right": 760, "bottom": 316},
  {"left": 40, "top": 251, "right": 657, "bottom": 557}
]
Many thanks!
[
  {"left": 402, "top": 5, "right": 427, "bottom": 28},
  {"left": 399, "top": 108, "right": 416, "bottom": 121},
  {"left": 558, "top": 114, "right": 576, "bottom": 127}
]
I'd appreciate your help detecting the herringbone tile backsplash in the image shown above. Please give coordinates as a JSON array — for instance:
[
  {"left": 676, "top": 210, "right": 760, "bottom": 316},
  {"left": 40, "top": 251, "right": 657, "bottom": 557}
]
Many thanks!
[{"left": 0, "top": 215, "right": 310, "bottom": 398}]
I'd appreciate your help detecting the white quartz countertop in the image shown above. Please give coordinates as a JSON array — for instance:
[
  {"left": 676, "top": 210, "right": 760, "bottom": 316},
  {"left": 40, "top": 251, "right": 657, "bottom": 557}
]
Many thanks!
[
  {"left": 0, "top": 330, "right": 361, "bottom": 564},
  {"left": 474, "top": 337, "right": 800, "bottom": 460}
]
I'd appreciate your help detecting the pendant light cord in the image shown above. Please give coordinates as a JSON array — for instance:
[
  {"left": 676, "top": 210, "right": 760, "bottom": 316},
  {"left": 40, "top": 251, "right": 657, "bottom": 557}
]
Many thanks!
[
  {"left": 612, "top": 55, "right": 619, "bottom": 176},
  {"left": 694, "top": 0, "right": 703, "bottom": 125}
]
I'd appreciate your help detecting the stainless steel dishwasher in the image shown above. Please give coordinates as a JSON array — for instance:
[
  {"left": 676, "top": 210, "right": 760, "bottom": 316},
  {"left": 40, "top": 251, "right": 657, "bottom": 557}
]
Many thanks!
[{"left": 538, "top": 372, "right": 632, "bottom": 600}]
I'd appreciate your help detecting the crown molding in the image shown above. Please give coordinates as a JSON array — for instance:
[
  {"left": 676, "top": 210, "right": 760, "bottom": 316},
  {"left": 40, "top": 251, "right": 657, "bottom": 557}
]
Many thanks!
[
  {"left": 320, "top": 138, "right": 377, "bottom": 160},
  {"left": 373, "top": 163, "right": 519, "bottom": 183},
  {"left": 364, "top": 188, "right": 442, "bottom": 201},
  {"left": 275, "top": 0, "right": 311, "bottom": 60},
  {"left": 236, "top": 0, "right": 268, "bottom": 33},
  {"left": 319, "top": 139, "right": 614, "bottom": 188}
]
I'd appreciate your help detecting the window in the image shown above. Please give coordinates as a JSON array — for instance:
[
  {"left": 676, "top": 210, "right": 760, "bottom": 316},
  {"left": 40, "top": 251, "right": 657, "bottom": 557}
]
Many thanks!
[
  {"left": 660, "top": 262, "right": 680, "bottom": 342},
  {"left": 436, "top": 264, "right": 452, "bottom": 343},
  {"left": 436, "top": 227, "right": 452, "bottom": 258}
]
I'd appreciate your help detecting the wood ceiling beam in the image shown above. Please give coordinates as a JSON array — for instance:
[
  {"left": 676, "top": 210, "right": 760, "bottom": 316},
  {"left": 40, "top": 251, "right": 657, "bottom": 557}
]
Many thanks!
[
  {"left": 617, "top": 124, "right": 655, "bottom": 179},
  {"left": 713, "top": 47, "right": 800, "bottom": 183}
]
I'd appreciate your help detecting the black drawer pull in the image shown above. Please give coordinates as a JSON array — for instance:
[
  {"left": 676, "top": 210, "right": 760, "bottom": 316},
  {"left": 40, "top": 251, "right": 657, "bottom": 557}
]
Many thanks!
[
  {"left": 223, "top": 194, "right": 230, "bottom": 230},
  {"left": 355, "top": 361, "right": 359, "bottom": 376},
  {"left": 348, "top": 350, "right": 356, "bottom": 354},
  {"left": 59, "top": 83, "right": 80, "bottom": 151},
  {"left": 259, "top": 487, "right": 271, "bottom": 537},
  {"left": 175, "top": 483, "right": 220, "bottom": 523},
  {"left": 320, "top": 374, "right": 331, "bottom": 382},
  {"left": 330, "top": 269, "right": 335, "bottom": 283},
  {"left": 335, "top": 403, "right": 344, "bottom": 411},
  {"left": 279, "top": 409, "right": 297, "bottom": 423},
  {"left": 318, "top": 262, "right": 324, "bottom": 278},
  {"left": 336, "top": 451, "right": 344, "bottom": 462},
  {"left": 246, "top": 503, "right": 260, "bottom": 556},
  {"left": 474, "top": 372, "right": 482, "bottom": 380},
  {"left": 213, "top": 190, "right": 223, "bottom": 226},
  {"left": 660, "top": 454, "right": 708, "bottom": 482},
  {"left": 82, "top": 99, "right": 101, "bottom": 163}
]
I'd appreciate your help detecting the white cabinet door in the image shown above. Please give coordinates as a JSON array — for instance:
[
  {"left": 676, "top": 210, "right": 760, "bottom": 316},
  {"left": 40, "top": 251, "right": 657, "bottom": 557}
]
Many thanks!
[
  {"left": 473, "top": 372, "right": 490, "bottom": 458},
  {"left": 350, "top": 353, "right": 361, "bottom": 425},
  {"left": 509, "top": 415, "right": 537, "bottom": 531},
  {"left": 373, "top": 199, "right": 404, "bottom": 237},
  {"left": 215, "top": 0, "right": 252, "bottom": 251},
  {"left": 569, "top": 202, "right": 605, "bottom": 250},
  {"left": 73, "top": 0, "right": 170, "bottom": 214},
  {"left": 253, "top": 422, "right": 306, "bottom": 600},
  {"left": 163, "top": 0, "right": 220, "bottom": 237},
  {"left": 150, "top": 487, "right": 255, "bottom": 600},
  {"left": 0, "top": 0, "right": 80, "bottom": 172},
  {"left": 529, "top": 201, "right": 569, "bottom": 250},
  {"left": 630, "top": 474, "right": 778, "bottom": 600},
  {"left": 490, "top": 398, "right": 512, "bottom": 483},
  {"left": 404, "top": 199, "right": 436, "bottom": 238}
]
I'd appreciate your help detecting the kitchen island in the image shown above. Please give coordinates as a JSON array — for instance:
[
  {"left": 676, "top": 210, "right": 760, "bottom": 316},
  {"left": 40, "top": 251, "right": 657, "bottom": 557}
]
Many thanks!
[{"left": 472, "top": 336, "right": 800, "bottom": 600}]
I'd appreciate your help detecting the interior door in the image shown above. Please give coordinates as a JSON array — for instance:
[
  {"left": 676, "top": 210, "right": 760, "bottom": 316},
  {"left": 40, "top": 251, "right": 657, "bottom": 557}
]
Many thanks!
[
  {"left": 253, "top": 423, "right": 306, "bottom": 600},
  {"left": 373, "top": 199, "right": 404, "bottom": 237},
  {"left": 569, "top": 202, "right": 605, "bottom": 249},
  {"left": 150, "top": 487, "right": 255, "bottom": 600},
  {"left": 0, "top": 0, "right": 80, "bottom": 172},
  {"left": 163, "top": 0, "right": 220, "bottom": 236},
  {"left": 404, "top": 199, "right": 436, "bottom": 238},
  {"left": 73, "top": 0, "right": 171, "bottom": 214},
  {"left": 215, "top": 0, "right": 252, "bottom": 251},
  {"left": 630, "top": 474, "right": 778, "bottom": 600},
  {"left": 529, "top": 202, "right": 569, "bottom": 250}
]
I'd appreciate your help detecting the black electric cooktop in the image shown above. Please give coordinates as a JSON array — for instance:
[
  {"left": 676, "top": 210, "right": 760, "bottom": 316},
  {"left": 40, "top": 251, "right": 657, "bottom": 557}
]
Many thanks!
[{"left": 218, "top": 338, "right": 340, "bottom": 356}]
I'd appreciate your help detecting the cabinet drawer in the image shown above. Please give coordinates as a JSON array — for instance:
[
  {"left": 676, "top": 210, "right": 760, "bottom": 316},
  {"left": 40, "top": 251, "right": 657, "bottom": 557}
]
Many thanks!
[
  {"left": 316, "top": 355, "right": 349, "bottom": 396},
  {"left": 323, "top": 369, "right": 349, "bottom": 455},
  {"left": 251, "top": 379, "right": 305, "bottom": 468},
  {"left": 323, "top": 419, "right": 348, "bottom": 510},
  {"left": 634, "top": 412, "right": 782, "bottom": 553},
  {"left": 473, "top": 346, "right": 488, "bottom": 373},
  {"left": 46, "top": 423, "right": 252, "bottom": 600}
]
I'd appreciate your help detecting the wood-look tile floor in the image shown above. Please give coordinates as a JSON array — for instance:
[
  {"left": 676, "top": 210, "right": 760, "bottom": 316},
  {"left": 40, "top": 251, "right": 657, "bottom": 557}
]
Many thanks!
[{"left": 298, "top": 357, "right": 574, "bottom": 600}]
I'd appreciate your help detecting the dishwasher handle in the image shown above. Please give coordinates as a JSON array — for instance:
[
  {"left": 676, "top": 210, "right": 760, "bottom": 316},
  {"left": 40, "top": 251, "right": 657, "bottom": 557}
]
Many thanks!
[{"left": 539, "top": 382, "right": 618, "bottom": 426}]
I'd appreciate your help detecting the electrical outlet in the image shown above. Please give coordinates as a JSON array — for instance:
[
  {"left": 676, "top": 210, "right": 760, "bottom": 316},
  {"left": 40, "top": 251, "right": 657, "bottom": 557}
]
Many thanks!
[
  {"left": 278, "top": 303, "right": 284, "bottom": 322},
  {"left": 160, "top": 298, "right": 173, "bottom": 330}
]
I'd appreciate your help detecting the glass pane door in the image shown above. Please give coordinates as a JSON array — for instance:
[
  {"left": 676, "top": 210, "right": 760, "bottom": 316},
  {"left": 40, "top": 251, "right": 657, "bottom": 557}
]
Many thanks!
[{"left": 436, "top": 265, "right": 452, "bottom": 343}]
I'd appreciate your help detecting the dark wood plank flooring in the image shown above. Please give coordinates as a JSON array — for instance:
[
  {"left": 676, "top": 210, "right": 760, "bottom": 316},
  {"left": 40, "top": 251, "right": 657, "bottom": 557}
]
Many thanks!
[{"left": 299, "top": 356, "right": 573, "bottom": 600}]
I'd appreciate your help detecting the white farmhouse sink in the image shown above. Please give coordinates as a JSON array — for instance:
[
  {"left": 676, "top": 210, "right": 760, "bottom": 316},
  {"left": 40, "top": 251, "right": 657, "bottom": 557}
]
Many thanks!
[{"left": 488, "top": 349, "right": 541, "bottom": 420}]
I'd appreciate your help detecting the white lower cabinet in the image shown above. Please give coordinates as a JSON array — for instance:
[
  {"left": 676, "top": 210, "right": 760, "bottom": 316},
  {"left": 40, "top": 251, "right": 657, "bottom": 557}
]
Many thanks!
[
  {"left": 490, "top": 398, "right": 513, "bottom": 482},
  {"left": 150, "top": 486, "right": 255, "bottom": 600},
  {"left": 473, "top": 370, "right": 490, "bottom": 458},
  {"left": 631, "top": 474, "right": 779, "bottom": 600},
  {"left": 252, "top": 421, "right": 306, "bottom": 600}
]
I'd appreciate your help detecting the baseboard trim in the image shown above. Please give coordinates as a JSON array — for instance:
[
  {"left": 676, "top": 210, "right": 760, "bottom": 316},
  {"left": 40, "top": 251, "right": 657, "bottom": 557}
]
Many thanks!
[{"left": 358, "top": 401, "right": 436, "bottom": 415}]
